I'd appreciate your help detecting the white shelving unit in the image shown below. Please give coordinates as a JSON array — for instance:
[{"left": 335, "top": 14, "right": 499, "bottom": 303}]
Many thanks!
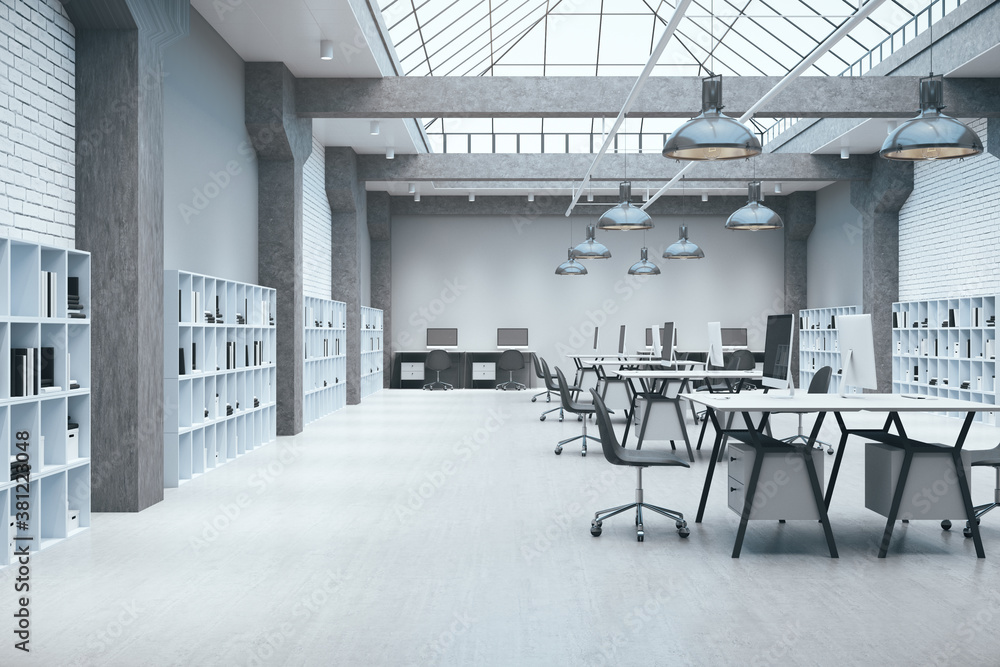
[
  {"left": 360, "top": 307, "right": 383, "bottom": 400},
  {"left": 304, "top": 297, "right": 347, "bottom": 424},
  {"left": 2, "top": 238, "right": 91, "bottom": 569},
  {"left": 892, "top": 296, "right": 997, "bottom": 424},
  {"left": 163, "top": 270, "right": 277, "bottom": 488},
  {"left": 798, "top": 306, "right": 860, "bottom": 394}
]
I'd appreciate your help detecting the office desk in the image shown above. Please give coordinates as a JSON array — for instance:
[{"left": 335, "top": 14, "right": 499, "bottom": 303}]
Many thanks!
[
  {"left": 617, "top": 369, "right": 761, "bottom": 461},
  {"left": 683, "top": 393, "right": 991, "bottom": 558},
  {"left": 391, "top": 351, "right": 534, "bottom": 389},
  {"left": 465, "top": 350, "right": 535, "bottom": 389}
]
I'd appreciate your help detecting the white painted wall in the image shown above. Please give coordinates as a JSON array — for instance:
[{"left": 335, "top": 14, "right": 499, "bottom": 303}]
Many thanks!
[
  {"left": 0, "top": 0, "right": 75, "bottom": 248},
  {"left": 391, "top": 214, "right": 785, "bottom": 368},
  {"left": 899, "top": 119, "right": 1000, "bottom": 301},
  {"left": 303, "top": 136, "right": 332, "bottom": 299},
  {"left": 808, "top": 181, "right": 863, "bottom": 309},
  {"left": 163, "top": 9, "right": 258, "bottom": 283}
]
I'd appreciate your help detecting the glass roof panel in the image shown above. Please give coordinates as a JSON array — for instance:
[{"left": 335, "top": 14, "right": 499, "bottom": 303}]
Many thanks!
[{"left": 545, "top": 15, "right": 601, "bottom": 66}]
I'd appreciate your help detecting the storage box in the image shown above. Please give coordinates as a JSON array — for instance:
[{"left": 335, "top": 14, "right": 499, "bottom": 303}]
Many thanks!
[
  {"left": 865, "top": 443, "right": 972, "bottom": 520},
  {"left": 66, "top": 428, "right": 79, "bottom": 461}
]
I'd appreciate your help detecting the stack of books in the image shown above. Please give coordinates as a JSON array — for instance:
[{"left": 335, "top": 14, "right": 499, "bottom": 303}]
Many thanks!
[
  {"left": 11, "top": 347, "right": 54, "bottom": 397},
  {"left": 67, "top": 277, "right": 85, "bottom": 319}
]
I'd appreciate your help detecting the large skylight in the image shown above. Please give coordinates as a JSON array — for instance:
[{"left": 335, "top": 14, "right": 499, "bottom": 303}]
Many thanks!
[{"left": 375, "top": 0, "right": 965, "bottom": 152}]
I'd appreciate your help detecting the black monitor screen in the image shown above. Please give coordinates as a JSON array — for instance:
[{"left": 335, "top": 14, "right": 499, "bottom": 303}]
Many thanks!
[
  {"left": 721, "top": 328, "right": 748, "bottom": 347},
  {"left": 618, "top": 325, "right": 626, "bottom": 354},
  {"left": 497, "top": 328, "right": 528, "bottom": 347},
  {"left": 593, "top": 327, "right": 599, "bottom": 350},
  {"left": 427, "top": 328, "right": 458, "bottom": 347},
  {"left": 660, "top": 322, "right": 674, "bottom": 360},
  {"left": 762, "top": 315, "right": 794, "bottom": 384},
  {"left": 645, "top": 328, "right": 653, "bottom": 346}
]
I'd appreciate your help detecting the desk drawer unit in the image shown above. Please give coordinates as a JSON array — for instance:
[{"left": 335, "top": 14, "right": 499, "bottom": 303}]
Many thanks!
[
  {"left": 401, "top": 362, "right": 425, "bottom": 380},
  {"left": 864, "top": 443, "right": 972, "bottom": 520},
  {"left": 472, "top": 362, "right": 496, "bottom": 381},
  {"left": 727, "top": 443, "right": 825, "bottom": 520}
]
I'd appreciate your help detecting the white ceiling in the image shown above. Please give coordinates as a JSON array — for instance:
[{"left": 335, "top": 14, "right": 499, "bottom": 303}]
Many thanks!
[{"left": 948, "top": 43, "right": 1000, "bottom": 77}]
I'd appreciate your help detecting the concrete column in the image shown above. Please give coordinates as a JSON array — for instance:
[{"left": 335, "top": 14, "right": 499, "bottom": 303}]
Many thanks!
[
  {"left": 783, "top": 192, "right": 816, "bottom": 387},
  {"left": 326, "top": 147, "right": 365, "bottom": 404},
  {"left": 851, "top": 160, "right": 914, "bottom": 393},
  {"left": 988, "top": 118, "right": 1000, "bottom": 159},
  {"left": 245, "top": 63, "right": 313, "bottom": 435},
  {"left": 64, "top": 0, "right": 188, "bottom": 512},
  {"left": 368, "top": 192, "right": 392, "bottom": 387}
]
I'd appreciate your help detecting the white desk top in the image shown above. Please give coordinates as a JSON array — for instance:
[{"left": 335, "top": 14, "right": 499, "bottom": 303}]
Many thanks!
[
  {"left": 681, "top": 392, "right": 997, "bottom": 414},
  {"left": 568, "top": 354, "right": 660, "bottom": 360},
  {"left": 618, "top": 369, "right": 758, "bottom": 380}
]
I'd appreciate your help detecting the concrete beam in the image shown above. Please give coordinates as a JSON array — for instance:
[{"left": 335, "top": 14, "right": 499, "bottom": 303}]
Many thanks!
[
  {"left": 387, "top": 194, "right": 752, "bottom": 218},
  {"left": 357, "top": 153, "right": 873, "bottom": 183},
  {"left": 295, "top": 76, "right": 1000, "bottom": 119},
  {"left": 65, "top": 0, "right": 189, "bottom": 512}
]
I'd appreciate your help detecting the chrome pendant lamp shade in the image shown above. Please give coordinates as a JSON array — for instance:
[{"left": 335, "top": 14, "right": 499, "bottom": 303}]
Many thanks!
[
  {"left": 880, "top": 76, "right": 983, "bottom": 161},
  {"left": 572, "top": 224, "right": 612, "bottom": 260},
  {"left": 663, "top": 225, "right": 705, "bottom": 259},
  {"left": 598, "top": 182, "right": 653, "bottom": 231},
  {"left": 627, "top": 247, "right": 660, "bottom": 276},
  {"left": 662, "top": 76, "right": 762, "bottom": 161},
  {"left": 555, "top": 247, "right": 588, "bottom": 275},
  {"left": 726, "top": 182, "right": 783, "bottom": 231}
]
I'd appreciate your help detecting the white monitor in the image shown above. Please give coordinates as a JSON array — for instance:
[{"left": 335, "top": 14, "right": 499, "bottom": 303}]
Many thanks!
[
  {"left": 762, "top": 314, "right": 795, "bottom": 391},
  {"left": 650, "top": 326, "right": 663, "bottom": 358},
  {"left": 427, "top": 327, "right": 458, "bottom": 349},
  {"left": 837, "top": 314, "right": 877, "bottom": 395},
  {"left": 707, "top": 322, "right": 724, "bottom": 367}
]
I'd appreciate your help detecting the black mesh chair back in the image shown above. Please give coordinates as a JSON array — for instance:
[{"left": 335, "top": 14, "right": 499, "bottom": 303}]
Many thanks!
[
  {"left": 426, "top": 349, "right": 450, "bottom": 372},
  {"left": 729, "top": 349, "right": 755, "bottom": 370},
  {"left": 808, "top": 366, "right": 833, "bottom": 393}
]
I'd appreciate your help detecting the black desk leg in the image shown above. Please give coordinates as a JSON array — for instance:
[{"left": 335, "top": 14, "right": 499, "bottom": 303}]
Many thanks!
[
  {"left": 878, "top": 423, "right": 913, "bottom": 558},
  {"left": 696, "top": 407, "right": 726, "bottom": 523},
  {"left": 620, "top": 378, "right": 639, "bottom": 447},
  {"left": 824, "top": 412, "right": 850, "bottom": 509},
  {"left": 733, "top": 411, "right": 765, "bottom": 558},
  {"left": 802, "top": 412, "right": 837, "bottom": 558},
  {"left": 953, "top": 412, "right": 985, "bottom": 558}
]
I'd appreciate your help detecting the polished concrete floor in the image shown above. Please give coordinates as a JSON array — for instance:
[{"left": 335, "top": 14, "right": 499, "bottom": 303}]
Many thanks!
[{"left": 3, "top": 388, "right": 1000, "bottom": 666}]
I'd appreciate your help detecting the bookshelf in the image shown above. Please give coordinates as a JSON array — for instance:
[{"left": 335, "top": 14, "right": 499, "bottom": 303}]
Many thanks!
[
  {"left": 304, "top": 297, "right": 347, "bottom": 424},
  {"left": 892, "top": 296, "right": 997, "bottom": 424},
  {"left": 163, "top": 270, "right": 277, "bottom": 488},
  {"left": 360, "top": 307, "right": 384, "bottom": 400},
  {"left": 799, "top": 306, "right": 860, "bottom": 394},
  {"left": 2, "top": 238, "right": 91, "bottom": 569}
]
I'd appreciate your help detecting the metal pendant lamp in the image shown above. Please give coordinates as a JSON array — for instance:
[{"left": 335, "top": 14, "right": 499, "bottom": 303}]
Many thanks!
[
  {"left": 880, "top": 75, "right": 983, "bottom": 161},
  {"left": 599, "top": 182, "right": 653, "bottom": 230},
  {"left": 555, "top": 247, "right": 588, "bottom": 276},
  {"left": 662, "top": 75, "right": 761, "bottom": 161},
  {"left": 628, "top": 247, "right": 660, "bottom": 276},
  {"left": 726, "top": 182, "right": 783, "bottom": 231},
  {"left": 572, "top": 224, "right": 612, "bottom": 260},
  {"left": 664, "top": 225, "right": 705, "bottom": 259}
]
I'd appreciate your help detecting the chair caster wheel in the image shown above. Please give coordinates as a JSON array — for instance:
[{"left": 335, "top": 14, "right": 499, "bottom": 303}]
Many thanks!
[
  {"left": 827, "top": 448, "right": 835, "bottom": 455},
  {"left": 676, "top": 520, "right": 687, "bottom": 530},
  {"left": 546, "top": 396, "right": 551, "bottom": 403},
  {"left": 591, "top": 520, "right": 602, "bottom": 536},
  {"left": 941, "top": 520, "right": 952, "bottom": 530},
  {"left": 678, "top": 528, "right": 690, "bottom": 538},
  {"left": 558, "top": 415, "right": 564, "bottom": 422},
  {"left": 637, "top": 529, "right": 644, "bottom": 542},
  {"left": 555, "top": 447, "right": 562, "bottom": 455},
  {"left": 540, "top": 415, "right": 546, "bottom": 421},
  {"left": 578, "top": 415, "right": 583, "bottom": 422},
  {"left": 964, "top": 527, "right": 973, "bottom": 538}
]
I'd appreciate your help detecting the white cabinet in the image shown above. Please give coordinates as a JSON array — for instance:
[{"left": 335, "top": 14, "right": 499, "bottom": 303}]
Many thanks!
[
  {"left": 472, "top": 362, "right": 495, "bottom": 380},
  {"left": 304, "top": 297, "right": 347, "bottom": 424},
  {"left": 361, "top": 307, "right": 384, "bottom": 400},
  {"left": 401, "top": 362, "right": 424, "bottom": 381},
  {"left": 865, "top": 443, "right": 972, "bottom": 520},
  {"left": 798, "top": 306, "right": 860, "bottom": 394}
]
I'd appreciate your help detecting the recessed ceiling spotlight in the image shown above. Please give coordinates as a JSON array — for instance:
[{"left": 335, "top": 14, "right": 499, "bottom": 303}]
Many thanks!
[
  {"left": 841, "top": 146, "right": 850, "bottom": 160},
  {"left": 385, "top": 147, "right": 395, "bottom": 160},
  {"left": 774, "top": 182, "right": 782, "bottom": 194},
  {"left": 468, "top": 193, "right": 475, "bottom": 202},
  {"left": 408, "top": 183, "right": 415, "bottom": 195},
  {"left": 528, "top": 193, "right": 535, "bottom": 202},
  {"left": 701, "top": 193, "right": 708, "bottom": 202},
  {"left": 370, "top": 121, "right": 380, "bottom": 136},
  {"left": 320, "top": 40, "right": 334, "bottom": 60}
]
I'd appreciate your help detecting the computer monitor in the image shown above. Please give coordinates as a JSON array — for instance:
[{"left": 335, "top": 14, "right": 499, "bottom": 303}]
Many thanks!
[
  {"left": 645, "top": 327, "right": 654, "bottom": 348},
  {"left": 762, "top": 314, "right": 795, "bottom": 391},
  {"left": 426, "top": 327, "right": 458, "bottom": 349},
  {"left": 649, "top": 326, "right": 662, "bottom": 358},
  {"left": 592, "top": 327, "right": 599, "bottom": 351},
  {"left": 661, "top": 322, "right": 675, "bottom": 362},
  {"left": 497, "top": 328, "right": 529, "bottom": 349},
  {"left": 721, "top": 327, "right": 748, "bottom": 348},
  {"left": 618, "top": 325, "right": 627, "bottom": 355},
  {"left": 707, "top": 322, "right": 724, "bottom": 367},
  {"left": 837, "top": 314, "right": 877, "bottom": 396}
]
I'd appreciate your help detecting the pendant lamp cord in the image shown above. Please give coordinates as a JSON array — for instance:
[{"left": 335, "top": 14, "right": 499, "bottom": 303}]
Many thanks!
[{"left": 928, "top": 5, "right": 933, "bottom": 76}]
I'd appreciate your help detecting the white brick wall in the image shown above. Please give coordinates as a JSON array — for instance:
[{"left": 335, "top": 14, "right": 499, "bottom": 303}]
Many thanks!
[
  {"left": 899, "top": 119, "right": 1000, "bottom": 301},
  {"left": 0, "top": 0, "right": 75, "bottom": 248},
  {"left": 303, "top": 136, "right": 331, "bottom": 299}
]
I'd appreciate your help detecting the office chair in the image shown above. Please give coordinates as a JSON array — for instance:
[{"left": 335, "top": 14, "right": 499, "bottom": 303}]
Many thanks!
[
  {"left": 553, "top": 366, "right": 600, "bottom": 456},
  {"left": 694, "top": 349, "right": 756, "bottom": 437},
  {"left": 588, "top": 389, "right": 690, "bottom": 542},
  {"left": 783, "top": 366, "right": 834, "bottom": 453},
  {"left": 534, "top": 355, "right": 563, "bottom": 421},
  {"left": 941, "top": 443, "right": 1000, "bottom": 538},
  {"left": 530, "top": 353, "right": 551, "bottom": 403},
  {"left": 423, "top": 349, "right": 453, "bottom": 390},
  {"left": 496, "top": 349, "right": 526, "bottom": 390}
]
